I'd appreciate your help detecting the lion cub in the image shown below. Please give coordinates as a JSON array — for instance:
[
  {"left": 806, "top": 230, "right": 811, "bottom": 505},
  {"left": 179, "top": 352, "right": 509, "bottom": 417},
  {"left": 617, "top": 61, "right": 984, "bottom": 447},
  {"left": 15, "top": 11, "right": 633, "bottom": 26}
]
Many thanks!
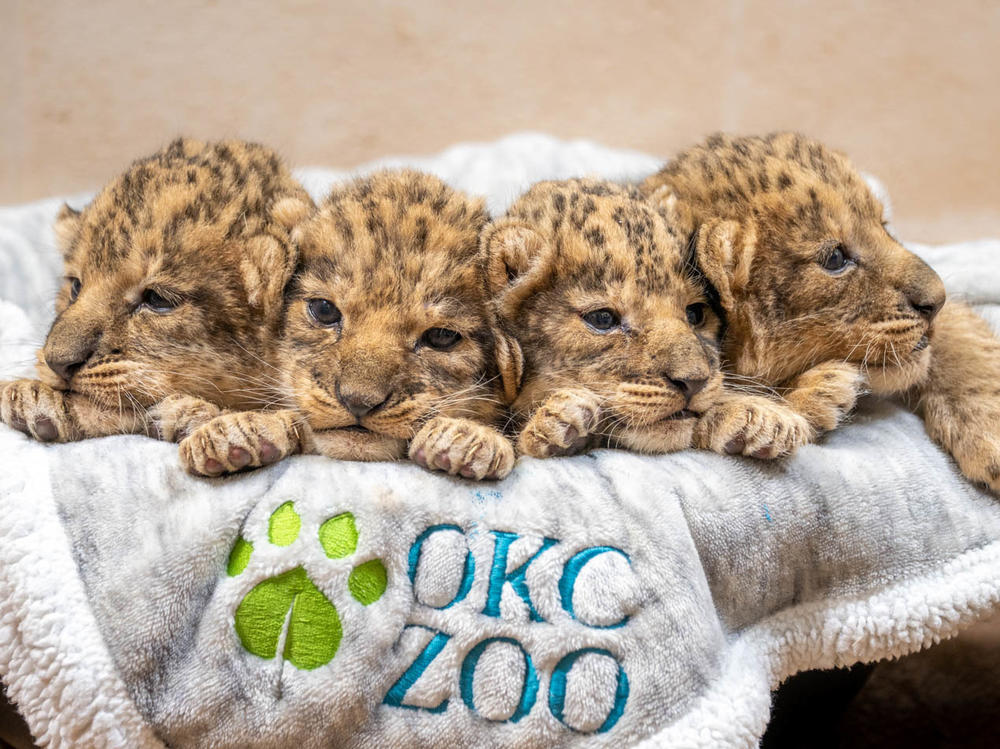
[
  {"left": 179, "top": 170, "right": 517, "bottom": 481},
  {"left": 484, "top": 178, "right": 733, "bottom": 458},
  {"left": 641, "top": 133, "right": 1000, "bottom": 492},
  {"left": 0, "top": 138, "right": 313, "bottom": 444}
]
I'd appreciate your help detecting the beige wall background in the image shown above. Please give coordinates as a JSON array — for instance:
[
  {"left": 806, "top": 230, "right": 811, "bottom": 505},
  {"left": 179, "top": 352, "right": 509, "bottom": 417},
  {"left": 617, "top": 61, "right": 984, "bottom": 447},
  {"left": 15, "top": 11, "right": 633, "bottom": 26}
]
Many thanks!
[{"left": 2, "top": 0, "right": 998, "bottom": 242}]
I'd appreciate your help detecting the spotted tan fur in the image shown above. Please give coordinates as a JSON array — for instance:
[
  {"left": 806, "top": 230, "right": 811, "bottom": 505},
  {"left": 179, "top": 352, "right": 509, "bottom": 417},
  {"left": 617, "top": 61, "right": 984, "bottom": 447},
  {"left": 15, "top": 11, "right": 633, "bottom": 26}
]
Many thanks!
[
  {"left": 641, "top": 133, "right": 1000, "bottom": 492},
  {"left": 484, "top": 178, "right": 736, "bottom": 458},
  {"left": 180, "top": 170, "right": 517, "bottom": 481},
  {"left": 0, "top": 138, "right": 313, "bottom": 443}
]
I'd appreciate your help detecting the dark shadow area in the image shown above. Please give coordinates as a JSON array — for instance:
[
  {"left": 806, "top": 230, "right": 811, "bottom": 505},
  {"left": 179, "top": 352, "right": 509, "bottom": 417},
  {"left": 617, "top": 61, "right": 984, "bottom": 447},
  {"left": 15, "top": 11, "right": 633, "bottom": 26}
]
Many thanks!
[
  {"left": 764, "top": 618, "right": 1000, "bottom": 749},
  {"left": 0, "top": 687, "right": 34, "bottom": 749},
  {"left": 762, "top": 663, "right": 873, "bottom": 749}
]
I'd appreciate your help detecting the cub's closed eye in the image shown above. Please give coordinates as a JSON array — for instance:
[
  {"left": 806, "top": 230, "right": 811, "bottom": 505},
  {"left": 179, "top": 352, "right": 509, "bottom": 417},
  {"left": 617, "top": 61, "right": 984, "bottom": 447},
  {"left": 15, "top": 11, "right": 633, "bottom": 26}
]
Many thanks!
[
  {"left": 582, "top": 308, "right": 620, "bottom": 332},
  {"left": 421, "top": 327, "right": 462, "bottom": 350},
  {"left": 307, "top": 298, "right": 342, "bottom": 327},
  {"left": 686, "top": 302, "right": 707, "bottom": 327},
  {"left": 67, "top": 277, "right": 82, "bottom": 303},
  {"left": 820, "top": 244, "right": 854, "bottom": 274},
  {"left": 141, "top": 289, "right": 176, "bottom": 313}
]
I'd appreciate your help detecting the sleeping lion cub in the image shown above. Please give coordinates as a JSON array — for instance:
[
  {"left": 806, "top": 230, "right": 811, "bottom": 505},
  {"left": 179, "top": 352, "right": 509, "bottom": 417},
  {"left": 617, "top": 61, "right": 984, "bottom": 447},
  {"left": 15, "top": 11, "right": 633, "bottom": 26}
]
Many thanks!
[
  {"left": 484, "top": 178, "right": 740, "bottom": 458},
  {"left": 0, "top": 138, "right": 313, "bottom": 443},
  {"left": 642, "top": 133, "right": 1000, "bottom": 493},
  {"left": 179, "top": 170, "right": 517, "bottom": 480}
]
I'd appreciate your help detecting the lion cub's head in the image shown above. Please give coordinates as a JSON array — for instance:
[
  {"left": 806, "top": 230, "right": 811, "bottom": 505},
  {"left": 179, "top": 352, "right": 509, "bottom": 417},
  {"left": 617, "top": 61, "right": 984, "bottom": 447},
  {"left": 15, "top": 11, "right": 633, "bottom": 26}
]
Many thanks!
[
  {"left": 484, "top": 178, "right": 723, "bottom": 453},
  {"left": 279, "top": 170, "right": 511, "bottom": 444},
  {"left": 641, "top": 132, "right": 946, "bottom": 394},
  {"left": 43, "top": 138, "right": 313, "bottom": 409}
]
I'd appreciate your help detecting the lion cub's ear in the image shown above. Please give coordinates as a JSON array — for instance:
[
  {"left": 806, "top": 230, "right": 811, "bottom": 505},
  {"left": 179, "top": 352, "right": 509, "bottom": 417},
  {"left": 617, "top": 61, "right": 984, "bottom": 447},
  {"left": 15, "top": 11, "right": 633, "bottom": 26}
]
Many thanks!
[
  {"left": 646, "top": 185, "right": 755, "bottom": 313},
  {"left": 241, "top": 235, "right": 294, "bottom": 320},
  {"left": 481, "top": 218, "right": 553, "bottom": 319},
  {"left": 481, "top": 217, "right": 553, "bottom": 404},
  {"left": 693, "top": 218, "right": 757, "bottom": 314},
  {"left": 271, "top": 196, "right": 313, "bottom": 232},
  {"left": 647, "top": 185, "right": 696, "bottom": 240},
  {"left": 242, "top": 196, "right": 313, "bottom": 321},
  {"left": 493, "top": 329, "right": 524, "bottom": 404},
  {"left": 53, "top": 203, "right": 83, "bottom": 255}
]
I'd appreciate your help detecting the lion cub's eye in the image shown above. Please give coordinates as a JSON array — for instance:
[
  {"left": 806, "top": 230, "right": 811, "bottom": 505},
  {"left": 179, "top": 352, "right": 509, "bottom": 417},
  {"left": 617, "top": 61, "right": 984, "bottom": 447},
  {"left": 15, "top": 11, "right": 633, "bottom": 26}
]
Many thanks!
[
  {"left": 141, "top": 289, "right": 176, "bottom": 313},
  {"left": 67, "top": 277, "right": 82, "bottom": 303},
  {"left": 421, "top": 327, "right": 462, "bottom": 350},
  {"left": 307, "top": 298, "right": 342, "bottom": 327},
  {"left": 686, "top": 302, "right": 707, "bottom": 327},
  {"left": 820, "top": 244, "right": 853, "bottom": 274},
  {"left": 582, "top": 308, "right": 621, "bottom": 332}
]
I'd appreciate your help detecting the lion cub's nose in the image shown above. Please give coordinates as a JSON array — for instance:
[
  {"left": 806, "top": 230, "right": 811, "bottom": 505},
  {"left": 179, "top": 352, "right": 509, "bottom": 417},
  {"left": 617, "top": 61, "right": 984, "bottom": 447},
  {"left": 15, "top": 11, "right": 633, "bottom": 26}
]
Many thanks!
[
  {"left": 668, "top": 375, "right": 708, "bottom": 401},
  {"left": 45, "top": 347, "right": 94, "bottom": 381},
  {"left": 908, "top": 289, "right": 945, "bottom": 323},
  {"left": 336, "top": 386, "right": 391, "bottom": 419},
  {"left": 903, "top": 260, "right": 946, "bottom": 323},
  {"left": 43, "top": 316, "right": 102, "bottom": 382}
]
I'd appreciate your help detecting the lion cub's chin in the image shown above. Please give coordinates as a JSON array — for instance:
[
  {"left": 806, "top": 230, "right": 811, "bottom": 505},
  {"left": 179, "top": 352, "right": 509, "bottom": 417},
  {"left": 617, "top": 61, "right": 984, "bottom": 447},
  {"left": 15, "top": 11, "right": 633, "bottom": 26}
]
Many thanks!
[
  {"left": 305, "top": 412, "right": 416, "bottom": 441},
  {"left": 609, "top": 413, "right": 698, "bottom": 454},
  {"left": 865, "top": 346, "right": 933, "bottom": 396},
  {"left": 310, "top": 427, "right": 408, "bottom": 462}
]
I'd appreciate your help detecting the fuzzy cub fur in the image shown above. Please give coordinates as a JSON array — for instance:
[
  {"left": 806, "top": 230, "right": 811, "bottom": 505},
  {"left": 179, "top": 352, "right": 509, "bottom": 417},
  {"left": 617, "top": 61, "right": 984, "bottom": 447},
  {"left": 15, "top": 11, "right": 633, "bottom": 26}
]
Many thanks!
[
  {"left": 915, "top": 303, "right": 1000, "bottom": 494},
  {"left": 484, "top": 178, "right": 735, "bottom": 458},
  {"left": 640, "top": 133, "right": 1000, "bottom": 491},
  {"left": 180, "top": 170, "right": 517, "bottom": 481},
  {"left": 0, "top": 138, "right": 313, "bottom": 443}
]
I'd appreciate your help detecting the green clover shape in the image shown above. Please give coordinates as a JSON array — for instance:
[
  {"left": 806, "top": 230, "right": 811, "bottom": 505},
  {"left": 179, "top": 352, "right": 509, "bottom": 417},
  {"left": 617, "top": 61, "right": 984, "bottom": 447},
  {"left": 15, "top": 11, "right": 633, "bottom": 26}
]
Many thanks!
[{"left": 228, "top": 502, "right": 387, "bottom": 670}]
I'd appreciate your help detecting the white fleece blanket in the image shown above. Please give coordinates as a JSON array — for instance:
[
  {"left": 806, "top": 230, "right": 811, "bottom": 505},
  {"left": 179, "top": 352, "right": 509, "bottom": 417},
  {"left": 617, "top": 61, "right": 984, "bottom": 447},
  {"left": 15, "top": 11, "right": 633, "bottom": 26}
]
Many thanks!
[{"left": 2, "top": 134, "right": 1000, "bottom": 748}]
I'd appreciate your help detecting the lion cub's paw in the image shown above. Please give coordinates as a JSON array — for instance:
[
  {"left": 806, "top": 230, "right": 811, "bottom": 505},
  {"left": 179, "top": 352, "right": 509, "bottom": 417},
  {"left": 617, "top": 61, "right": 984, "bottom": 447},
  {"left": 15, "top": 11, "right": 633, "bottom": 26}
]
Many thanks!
[
  {"left": 694, "top": 395, "right": 813, "bottom": 459},
  {"left": 952, "top": 435, "right": 1000, "bottom": 495},
  {"left": 517, "top": 389, "right": 601, "bottom": 459},
  {"left": 179, "top": 410, "right": 299, "bottom": 477},
  {"left": 147, "top": 394, "right": 223, "bottom": 442},
  {"left": 409, "top": 417, "right": 515, "bottom": 480},
  {"left": 0, "top": 379, "right": 77, "bottom": 442},
  {"left": 929, "top": 402, "right": 1000, "bottom": 495},
  {"left": 785, "top": 361, "right": 865, "bottom": 433}
]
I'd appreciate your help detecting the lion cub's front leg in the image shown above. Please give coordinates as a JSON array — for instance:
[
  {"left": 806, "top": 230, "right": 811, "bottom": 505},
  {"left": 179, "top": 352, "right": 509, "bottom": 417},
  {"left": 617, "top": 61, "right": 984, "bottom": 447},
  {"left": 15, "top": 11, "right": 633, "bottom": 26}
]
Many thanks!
[
  {"left": 782, "top": 361, "right": 865, "bottom": 434},
  {"left": 695, "top": 361, "right": 862, "bottom": 460},
  {"left": 516, "top": 388, "right": 601, "bottom": 459},
  {"left": 694, "top": 391, "right": 813, "bottom": 459},
  {"left": 409, "top": 417, "right": 514, "bottom": 480},
  {"left": 1, "top": 379, "right": 149, "bottom": 441},
  {"left": 918, "top": 302, "right": 1000, "bottom": 494},
  {"left": 1, "top": 379, "right": 79, "bottom": 442},
  {"left": 179, "top": 410, "right": 302, "bottom": 476},
  {"left": 146, "top": 394, "right": 223, "bottom": 442}
]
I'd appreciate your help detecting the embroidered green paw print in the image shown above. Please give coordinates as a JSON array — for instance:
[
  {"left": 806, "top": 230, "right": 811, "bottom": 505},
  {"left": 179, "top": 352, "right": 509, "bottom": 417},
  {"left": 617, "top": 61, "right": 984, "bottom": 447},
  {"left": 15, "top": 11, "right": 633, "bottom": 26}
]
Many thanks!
[{"left": 227, "top": 501, "right": 387, "bottom": 670}]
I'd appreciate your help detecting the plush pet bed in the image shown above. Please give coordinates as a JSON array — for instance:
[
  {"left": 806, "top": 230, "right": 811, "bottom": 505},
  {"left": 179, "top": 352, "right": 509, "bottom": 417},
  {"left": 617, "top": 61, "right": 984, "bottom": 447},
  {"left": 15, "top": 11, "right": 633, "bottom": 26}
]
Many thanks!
[{"left": 1, "top": 134, "right": 999, "bottom": 748}]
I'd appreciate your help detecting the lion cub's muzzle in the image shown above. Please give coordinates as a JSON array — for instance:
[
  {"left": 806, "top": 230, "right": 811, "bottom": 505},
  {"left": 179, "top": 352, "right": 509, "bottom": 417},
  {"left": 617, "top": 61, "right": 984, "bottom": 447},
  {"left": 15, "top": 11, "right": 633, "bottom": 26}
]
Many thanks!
[
  {"left": 864, "top": 253, "right": 946, "bottom": 367},
  {"left": 41, "top": 317, "right": 103, "bottom": 386},
  {"left": 335, "top": 383, "right": 392, "bottom": 420},
  {"left": 900, "top": 252, "right": 946, "bottom": 333},
  {"left": 609, "top": 367, "right": 720, "bottom": 427},
  {"left": 305, "top": 375, "right": 424, "bottom": 440}
]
